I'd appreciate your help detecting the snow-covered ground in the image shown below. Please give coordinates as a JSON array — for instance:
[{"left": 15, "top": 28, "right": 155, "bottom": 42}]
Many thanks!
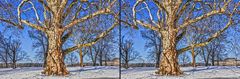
[
  {"left": 0, "top": 66, "right": 119, "bottom": 79},
  {"left": 122, "top": 66, "right": 240, "bottom": 79},
  {"left": 1, "top": 66, "right": 240, "bottom": 79}
]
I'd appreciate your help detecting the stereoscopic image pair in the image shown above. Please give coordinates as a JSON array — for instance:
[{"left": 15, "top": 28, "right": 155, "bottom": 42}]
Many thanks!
[{"left": 0, "top": 0, "right": 239, "bottom": 79}]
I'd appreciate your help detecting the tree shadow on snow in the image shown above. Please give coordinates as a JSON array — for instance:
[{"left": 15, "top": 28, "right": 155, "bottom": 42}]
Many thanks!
[{"left": 69, "top": 66, "right": 117, "bottom": 72}]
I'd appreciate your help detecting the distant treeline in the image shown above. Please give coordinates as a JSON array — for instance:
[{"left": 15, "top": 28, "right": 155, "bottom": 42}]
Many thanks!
[
  {"left": 0, "top": 63, "right": 43, "bottom": 68},
  {"left": 127, "top": 63, "right": 208, "bottom": 67},
  {"left": 0, "top": 63, "right": 116, "bottom": 68},
  {"left": 0, "top": 63, "right": 215, "bottom": 68}
]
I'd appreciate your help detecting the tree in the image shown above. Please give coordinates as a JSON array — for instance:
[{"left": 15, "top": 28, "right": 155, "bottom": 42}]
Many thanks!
[
  {"left": 0, "top": 33, "right": 29, "bottom": 69},
  {"left": 126, "top": 0, "right": 238, "bottom": 75},
  {"left": 8, "top": 39, "right": 29, "bottom": 69},
  {"left": 191, "top": 15, "right": 229, "bottom": 66},
  {"left": 87, "top": 46, "right": 98, "bottom": 66},
  {"left": 97, "top": 31, "right": 116, "bottom": 66},
  {"left": 121, "top": 40, "right": 140, "bottom": 69},
  {"left": 28, "top": 30, "right": 48, "bottom": 67},
  {"left": 87, "top": 36, "right": 116, "bottom": 66},
  {"left": 71, "top": 13, "right": 117, "bottom": 67},
  {"left": 0, "top": 32, "right": 10, "bottom": 68},
  {"left": 229, "top": 36, "right": 240, "bottom": 66},
  {"left": 201, "top": 37, "right": 226, "bottom": 66},
  {"left": 141, "top": 30, "right": 162, "bottom": 68},
  {"left": 0, "top": 0, "right": 118, "bottom": 75}
]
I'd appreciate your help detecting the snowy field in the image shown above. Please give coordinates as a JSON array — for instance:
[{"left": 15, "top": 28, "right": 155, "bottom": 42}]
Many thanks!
[
  {"left": 1, "top": 66, "right": 240, "bottom": 79},
  {"left": 0, "top": 66, "right": 119, "bottom": 79},
  {"left": 122, "top": 66, "right": 240, "bottom": 79}
]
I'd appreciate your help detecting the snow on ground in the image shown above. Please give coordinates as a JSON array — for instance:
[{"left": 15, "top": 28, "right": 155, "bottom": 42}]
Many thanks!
[
  {"left": 0, "top": 66, "right": 119, "bottom": 79},
  {"left": 1, "top": 66, "right": 240, "bottom": 79},
  {"left": 122, "top": 66, "right": 240, "bottom": 79}
]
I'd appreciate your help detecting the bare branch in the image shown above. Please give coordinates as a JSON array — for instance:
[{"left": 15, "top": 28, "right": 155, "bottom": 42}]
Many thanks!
[
  {"left": 17, "top": 0, "right": 46, "bottom": 31},
  {"left": 136, "top": 20, "right": 160, "bottom": 32},
  {"left": 132, "top": 0, "right": 164, "bottom": 30},
  {"left": 28, "top": 1, "right": 44, "bottom": 26},
  {"left": 63, "top": 0, "right": 116, "bottom": 30},
  {"left": 132, "top": 0, "right": 142, "bottom": 29},
  {"left": 143, "top": 1, "right": 159, "bottom": 28},
  {"left": 177, "top": 0, "right": 231, "bottom": 31},
  {"left": 175, "top": 0, "right": 191, "bottom": 23},
  {"left": 58, "top": 0, "right": 68, "bottom": 15},
  {"left": 63, "top": 21, "right": 118, "bottom": 55},
  {"left": 21, "top": 20, "right": 46, "bottom": 31},
  {"left": 0, "top": 18, "right": 23, "bottom": 29},
  {"left": 38, "top": 0, "right": 53, "bottom": 14},
  {"left": 178, "top": 14, "right": 233, "bottom": 54},
  {"left": 153, "top": 0, "right": 168, "bottom": 15},
  {"left": 63, "top": 9, "right": 111, "bottom": 30},
  {"left": 17, "top": 0, "right": 28, "bottom": 25},
  {"left": 63, "top": 0, "right": 78, "bottom": 19}
]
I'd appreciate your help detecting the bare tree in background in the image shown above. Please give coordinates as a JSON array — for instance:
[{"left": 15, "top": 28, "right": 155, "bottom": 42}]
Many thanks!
[
  {"left": 0, "top": 34, "right": 29, "bottom": 69},
  {"left": 121, "top": 40, "right": 140, "bottom": 69},
  {"left": 0, "top": 0, "right": 118, "bottom": 75},
  {"left": 191, "top": 15, "right": 229, "bottom": 66},
  {"left": 141, "top": 30, "right": 162, "bottom": 68},
  {"left": 87, "top": 37, "right": 116, "bottom": 66},
  {"left": 98, "top": 36, "right": 115, "bottom": 66},
  {"left": 87, "top": 44, "right": 104, "bottom": 66},
  {"left": 8, "top": 39, "right": 29, "bottom": 69},
  {"left": 28, "top": 30, "right": 48, "bottom": 67},
  {"left": 229, "top": 36, "right": 240, "bottom": 66},
  {"left": 0, "top": 32, "right": 10, "bottom": 68},
  {"left": 71, "top": 12, "right": 117, "bottom": 67},
  {"left": 125, "top": 0, "right": 239, "bottom": 75}
]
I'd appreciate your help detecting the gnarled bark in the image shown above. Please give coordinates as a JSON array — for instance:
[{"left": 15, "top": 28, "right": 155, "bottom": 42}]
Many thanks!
[
  {"left": 42, "top": 29, "right": 68, "bottom": 76},
  {"left": 156, "top": 30, "right": 182, "bottom": 75}
]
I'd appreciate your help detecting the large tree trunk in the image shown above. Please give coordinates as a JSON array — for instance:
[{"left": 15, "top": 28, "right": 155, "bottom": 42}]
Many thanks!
[
  {"left": 12, "top": 51, "right": 16, "bottom": 69},
  {"left": 104, "top": 53, "right": 107, "bottom": 66},
  {"left": 79, "top": 48, "right": 84, "bottom": 67},
  {"left": 5, "top": 50, "right": 8, "bottom": 68},
  {"left": 156, "top": 30, "right": 182, "bottom": 75},
  {"left": 99, "top": 51, "right": 103, "bottom": 66},
  {"left": 205, "top": 52, "right": 210, "bottom": 66},
  {"left": 12, "top": 60, "right": 16, "bottom": 69},
  {"left": 125, "top": 60, "right": 129, "bottom": 69},
  {"left": 12, "top": 62, "right": 16, "bottom": 69},
  {"left": 211, "top": 52, "right": 215, "bottom": 66},
  {"left": 42, "top": 29, "right": 69, "bottom": 75},
  {"left": 191, "top": 48, "right": 196, "bottom": 67},
  {"left": 125, "top": 51, "right": 129, "bottom": 69}
]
